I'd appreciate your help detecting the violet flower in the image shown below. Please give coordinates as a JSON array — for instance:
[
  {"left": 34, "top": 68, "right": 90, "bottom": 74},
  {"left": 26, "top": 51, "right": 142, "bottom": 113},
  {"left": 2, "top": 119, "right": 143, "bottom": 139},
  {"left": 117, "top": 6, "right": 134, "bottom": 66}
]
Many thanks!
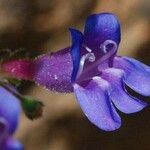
[
  {"left": 0, "top": 85, "right": 23, "bottom": 150},
  {"left": 2, "top": 13, "right": 150, "bottom": 131}
]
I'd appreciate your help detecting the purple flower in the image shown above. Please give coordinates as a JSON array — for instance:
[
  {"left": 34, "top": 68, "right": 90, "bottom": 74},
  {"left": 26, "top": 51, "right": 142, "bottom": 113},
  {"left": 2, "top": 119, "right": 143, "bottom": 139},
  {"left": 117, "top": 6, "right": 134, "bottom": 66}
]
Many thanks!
[
  {"left": 2, "top": 13, "right": 150, "bottom": 131},
  {"left": 0, "top": 85, "right": 23, "bottom": 149}
]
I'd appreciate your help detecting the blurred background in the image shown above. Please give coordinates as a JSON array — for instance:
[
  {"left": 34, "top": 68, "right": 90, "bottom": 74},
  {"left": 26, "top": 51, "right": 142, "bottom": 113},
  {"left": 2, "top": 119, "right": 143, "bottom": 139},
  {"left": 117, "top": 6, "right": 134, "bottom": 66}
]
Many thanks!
[{"left": 0, "top": 0, "right": 150, "bottom": 149}]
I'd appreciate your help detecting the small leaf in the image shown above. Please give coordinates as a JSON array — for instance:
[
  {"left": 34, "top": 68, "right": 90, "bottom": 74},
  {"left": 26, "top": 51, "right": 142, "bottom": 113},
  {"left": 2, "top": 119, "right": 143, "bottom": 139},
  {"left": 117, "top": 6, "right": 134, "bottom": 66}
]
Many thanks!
[
  {"left": 8, "top": 78, "right": 21, "bottom": 87},
  {"left": 21, "top": 96, "right": 44, "bottom": 120}
]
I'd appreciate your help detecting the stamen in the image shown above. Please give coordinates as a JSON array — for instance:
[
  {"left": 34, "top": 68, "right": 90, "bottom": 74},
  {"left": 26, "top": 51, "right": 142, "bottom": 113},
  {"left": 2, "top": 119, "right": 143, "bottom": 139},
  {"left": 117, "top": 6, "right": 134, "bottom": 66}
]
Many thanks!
[
  {"left": 75, "top": 40, "right": 118, "bottom": 81},
  {"left": 83, "top": 45, "right": 92, "bottom": 53},
  {"left": 76, "top": 40, "right": 118, "bottom": 79},
  {"left": 100, "top": 40, "right": 117, "bottom": 53},
  {"left": 76, "top": 52, "right": 95, "bottom": 79}
]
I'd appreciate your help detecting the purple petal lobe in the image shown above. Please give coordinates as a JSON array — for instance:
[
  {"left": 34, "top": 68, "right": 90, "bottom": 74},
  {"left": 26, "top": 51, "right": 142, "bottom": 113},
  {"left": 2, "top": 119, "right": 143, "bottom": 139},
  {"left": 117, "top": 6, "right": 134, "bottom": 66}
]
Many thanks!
[
  {"left": 73, "top": 77, "right": 121, "bottom": 131},
  {"left": 84, "top": 13, "right": 121, "bottom": 51},
  {"left": 33, "top": 48, "right": 73, "bottom": 93},
  {"left": 69, "top": 28, "right": 84, "bottom": 82},
  {"left": 114, "top": 56, "right": 150, "bottom": 96},
  {"left": 1, "top": 138, "right": 23, "bottom": 150},
  {"left": 101, "top": 68, "right": 147, "bottom": 114},
  {"left": 0, "top": 86, "right": 21, "bottom": 134}
]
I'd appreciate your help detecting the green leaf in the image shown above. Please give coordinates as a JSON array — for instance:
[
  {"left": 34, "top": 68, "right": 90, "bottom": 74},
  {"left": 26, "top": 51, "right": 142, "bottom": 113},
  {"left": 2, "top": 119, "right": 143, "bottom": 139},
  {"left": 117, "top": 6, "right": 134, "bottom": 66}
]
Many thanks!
[
  {"left": 21, "top": 96, "right": 44, "bottom": 120},
  {"left": 8, "top": 78, "right": 21, "bottom": 87}
]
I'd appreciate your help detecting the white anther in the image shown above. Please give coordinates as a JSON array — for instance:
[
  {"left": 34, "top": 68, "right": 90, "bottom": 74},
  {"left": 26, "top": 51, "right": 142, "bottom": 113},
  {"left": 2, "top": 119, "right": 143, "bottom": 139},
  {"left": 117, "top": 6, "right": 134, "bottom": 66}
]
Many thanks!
[
  {"left": 88, "top": 53, "right": 95, "bottom": 62},
  {"left": 100, "top": 40, "right": 118, "bottom": 53},
  {"left": 76, "top": 52, "right": 95, "bottom": 79},
  {"left": 83, "top": 45, "right": 92, "bottom": 53}
]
